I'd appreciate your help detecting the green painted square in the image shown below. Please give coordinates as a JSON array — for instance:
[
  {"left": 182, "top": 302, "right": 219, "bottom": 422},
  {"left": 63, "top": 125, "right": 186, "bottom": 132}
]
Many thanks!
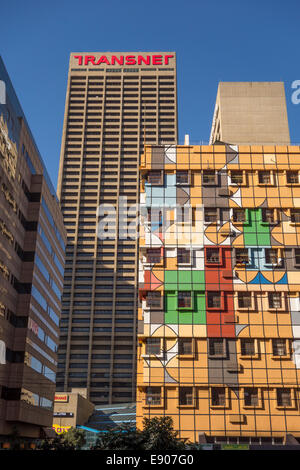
[
  {"left": 164, "top": 290, "right": 206, "bottom": 325},
  {"left": 243, "top": 209, "right": 271, "bottom": 246},
  {"left": 164, "top": 270, "right": 205, "bottom": 291}
]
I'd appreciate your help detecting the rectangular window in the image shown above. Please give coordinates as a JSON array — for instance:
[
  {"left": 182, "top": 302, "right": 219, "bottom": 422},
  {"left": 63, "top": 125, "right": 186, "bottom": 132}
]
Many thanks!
[
  {"left": 204, "top": 208, "right": 218, "bottom": 223},
  {"left": 207, "top": 292, "right": 221, "bottom": 309},
  {"left": 178, "top": 291, "right": 192, "bottom": 308},
  {"left": 258, "top": 171, "right": 271, "bottom": 184},
  {"left": 286, "top": 171, "right": 299, "bottom": 184},
  {"left": 177, "top": 248, "right": 190, "bottom": 264},
  {"left": 238, "top": 292, "right": 252, "bottom": 309},
  {"left": 206, "top": 248, "right": 220, "bottom": 264},
  {"left": 244, "top": 388, "right": 259, "bottom": 407},
  {"left": 209, "top": 338, "right": 225, "bottom": 357},
  {"left": 272, "top": 339, "right": 287, "bottom": 357},
  {"left": 295, "top": 249, "right": 300, "bottom": 265},
  {"left": 146, "top": 248, "right": 161, "bottom": 264},
  {"left": 146, "top": 387, "right": 161, "bottom": 405},
  {"left": 276, "top": 388, "right": 291, "bottom": 407},
  {"left": 291, "top": 209, "right": 300, "bottom": 223},
  {"left": 178, "top": 338, "right": 193, "bottom": 355},
  {"left": 176, "top": 171, "right": 189, "bottom": 185},
  {"left": 233, "top": 208, "right": 246, "bottom": 223},
  {"left": 265, "top": 248, "right": 278, "bottom": 264},
  {"left": 203, "top": 171, "right": 217, "bottom": 185},
  {"left": 146, "top": 291, "right": 162, "bottom": 309},
  {"left": 262, "top": 209, "right": 275, "bottom": 224},
  {"left": 145, "top": 338, "right": 161, "bottom": 355},
  {"left": 235, "top": 248, "right": 249, "bottom": 264},
  {"left": 179, "top": 387, "right": 194, "bottom": 406},
  {"left": 268, "top": 292, "right": 282, "bottom": 309},
  {"left": 211, "top": 387, "right": 226, "bottom": 406},
  {"left": 147, "top": 170, "right": 163, "bottom": 185},
  {"left": 230, "top": 171, "right": 244, "bottom": 185},
  {"left": 241, "top": 339, "right": 255, "bottom": 356}
]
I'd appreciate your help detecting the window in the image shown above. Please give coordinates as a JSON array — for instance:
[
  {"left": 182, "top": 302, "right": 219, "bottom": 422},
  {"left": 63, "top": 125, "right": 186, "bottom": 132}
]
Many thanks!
[
  {"left": 145, "top": 338, "right": 161, "bottom": 355},
  {"left": 235, "top": 248, "right": 249, "bottom": 264},
  {"left": 262, "top": 209, "right": 276, "bottom": 224},
  {"left": 233, "top": 208, "right": 246, "bottom": 223},
  {"left": 211, "top": 387, "right": 226, "bottom": 407},
  {"left": 258, "top": 171, "right": 272, "bottom": 184},
  {"left": 146, "top": 291, "right": 162, "bottom": 309},
  {"left": 203, "top": 171, "right": 216, "bottom": 185},
  {"left": 146, "top": 248, "right": 161, "bottom": 264},
  {"left": 276, "top": 388, "right": 292, "bottom": 407},
  {"left": 230, "top": 171, "right": 244, "bottom": 185},
  {"left": 147, "top": 170, "right": 163, "bottom": 185},
  {"left": 146, "top": 387, "right": 161, "bottom": 405},
  {"left": 272, "top": 339, "right": 287, "bottom": 357},
  {"left": 268, "top": 292, "right": 282, "bottom": 309},
  {"left": 177, "top": 248, "right": 190, "bottom": 264},
  {"left": 295, "top": 249, "right": 300, "bottom": 265},
  {"left": 265, "top": 248, "right": 278, "bottom": 265},
  {"left": 244, "top": 388, "right": 259, "bottom": 407},
  {"left": 209, "top": 338, "right": 225, "bottom": 357},
  {"left": 178, "top": 338, "right": 193, "bottom": 355},
  {"left": 206, "top": 248, "right": 220, "bottom": 264},
  {"left": 176, "top": 171, "right": 189, "bottom": 185},
  {"left": 207, "top": 292, "right": 221, "bottom": 309},
  {"left": 179, "top": 387, "right": 194, "bottom": 406},
  {"left": 204, "top": 208, "right": 218, "bottom": 223},
  {"left": 286, "top": 171, "right": 299, "bottom": 184},
  {"left": 148, "top": 208, "right": 163, "bottom": 226},
  {"left": 178, "top": 291, "right": 192, "bottom": 308},
  {"left": 241, "top": 339, "right": 255, "bottom": 356},
  {"left": 238, "top": 292, "right": 252, "bottom": 309},
  {"left": 290, "top": 209, "right": 300, "bottom": 223}
]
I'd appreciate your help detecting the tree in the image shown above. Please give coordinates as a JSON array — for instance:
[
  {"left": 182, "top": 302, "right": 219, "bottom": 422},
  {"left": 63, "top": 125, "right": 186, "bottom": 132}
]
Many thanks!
[
  {"left": 92, "top": 424, "right": 144, "bottom": 450},
  {"left": 38, "top": 427, "right": 86, "bottom": 451},
  {"left": 142, "top": 416, "right": 186, "bottom": 451},
  {"left": 92, "top": 416, "right": 187, "bottom": 451}
]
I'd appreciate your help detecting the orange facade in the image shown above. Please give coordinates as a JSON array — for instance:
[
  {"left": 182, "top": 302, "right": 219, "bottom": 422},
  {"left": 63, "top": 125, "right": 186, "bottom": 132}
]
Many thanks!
[{"left": 137, "top": 144, "right": 300, "bottom": 443}]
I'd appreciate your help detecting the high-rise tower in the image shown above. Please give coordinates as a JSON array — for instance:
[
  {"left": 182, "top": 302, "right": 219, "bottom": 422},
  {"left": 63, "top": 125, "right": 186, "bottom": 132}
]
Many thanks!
[{"left": 57, "top": 52, "right": 177, "bottom": 405}]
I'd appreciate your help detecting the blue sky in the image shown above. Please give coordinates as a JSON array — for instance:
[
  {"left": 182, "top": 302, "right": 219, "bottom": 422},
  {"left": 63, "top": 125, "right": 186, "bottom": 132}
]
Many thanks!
[{"left": 1, "top": 0, "right": 300, "bottom": 189}]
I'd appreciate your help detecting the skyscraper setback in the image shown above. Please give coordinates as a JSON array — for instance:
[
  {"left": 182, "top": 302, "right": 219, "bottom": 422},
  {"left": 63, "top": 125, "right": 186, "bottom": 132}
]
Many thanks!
[{"left": 57, "top": 52, "right": 178, "bottom": 405}]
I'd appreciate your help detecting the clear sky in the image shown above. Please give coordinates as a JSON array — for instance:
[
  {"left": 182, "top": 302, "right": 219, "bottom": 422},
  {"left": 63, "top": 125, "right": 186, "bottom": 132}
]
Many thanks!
[{"left": 1, "top": 0, "right": 300, "bottom": 189}]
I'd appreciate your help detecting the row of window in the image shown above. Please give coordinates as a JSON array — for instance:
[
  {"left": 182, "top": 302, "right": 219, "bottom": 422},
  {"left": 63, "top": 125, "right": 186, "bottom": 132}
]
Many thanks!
[
  {"left": 144, "top": 247, "right": 298, "bottom": 266},
  {"left": 146, "top": 169, "right": 300, "bottom": 187},
  {"left": 144, "top": 337, "right": 291, "bottom": 358},
  {"left": 144, "top": 386, "right": 295, "bottom": 408},
  {"left": 145, "top": 290, "right": 290, "bottom": 311}
]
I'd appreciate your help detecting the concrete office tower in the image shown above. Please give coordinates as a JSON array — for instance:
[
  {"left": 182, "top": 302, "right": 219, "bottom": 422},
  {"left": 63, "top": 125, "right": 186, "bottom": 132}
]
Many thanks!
[
  {"left": 210, "top": 82, "right": 290, "bottom": 145},
  {"left": 0, "top": 57, "right": 66, "bottom": 447},
  {"left": 57, "top": 52, "right": 178, "bottom": 405}
]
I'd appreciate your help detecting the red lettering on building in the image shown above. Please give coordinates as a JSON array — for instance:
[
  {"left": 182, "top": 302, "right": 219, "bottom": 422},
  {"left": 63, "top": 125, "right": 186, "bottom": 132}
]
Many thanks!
[
  {"left": 111, "top": 55, "right": 124, "bottom": 65},
  {"left": 152, "top": 55, "right": 163, "bottom": 65},
  {"left": 96, "top": 55, "right": 110, "bottom": 65},
  {"left": 164, "top": 54, "right": 174, "bottom": 65},
  {"left": 137, "top": 55, "right": 150, "bottom": 65},
  {"left": 125, "top": 55, "right": 136, "bottom": 65},
  {"left": 74, "top": 54, "right": 174, "bottom": 67},
  {"left": 84, "top": 55, "right": 96, "bottom": 66},
  {"left": 74, "top": 55, "right": 83, "bottom": 66}
]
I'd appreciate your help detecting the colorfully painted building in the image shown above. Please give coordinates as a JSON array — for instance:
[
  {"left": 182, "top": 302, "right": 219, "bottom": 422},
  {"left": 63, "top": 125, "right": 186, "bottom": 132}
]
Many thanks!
[{"left": 136, "top": 143, "right": 300, "bottom": 444}]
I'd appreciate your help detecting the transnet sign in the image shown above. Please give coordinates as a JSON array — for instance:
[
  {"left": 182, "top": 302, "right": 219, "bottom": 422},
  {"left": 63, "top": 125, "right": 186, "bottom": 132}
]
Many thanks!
[{"left": 73, "top": 54, "right": 174, "bottom": 66}]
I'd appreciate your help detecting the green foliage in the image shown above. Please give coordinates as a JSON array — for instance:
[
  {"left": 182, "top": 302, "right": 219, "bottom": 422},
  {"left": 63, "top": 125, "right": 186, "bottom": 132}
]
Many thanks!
[
  {"left": 38, "top": 427, "right": 86, "bottom": 451},
  {"left": 92, "top": 416, "right": 187, "bottom": 451}
]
